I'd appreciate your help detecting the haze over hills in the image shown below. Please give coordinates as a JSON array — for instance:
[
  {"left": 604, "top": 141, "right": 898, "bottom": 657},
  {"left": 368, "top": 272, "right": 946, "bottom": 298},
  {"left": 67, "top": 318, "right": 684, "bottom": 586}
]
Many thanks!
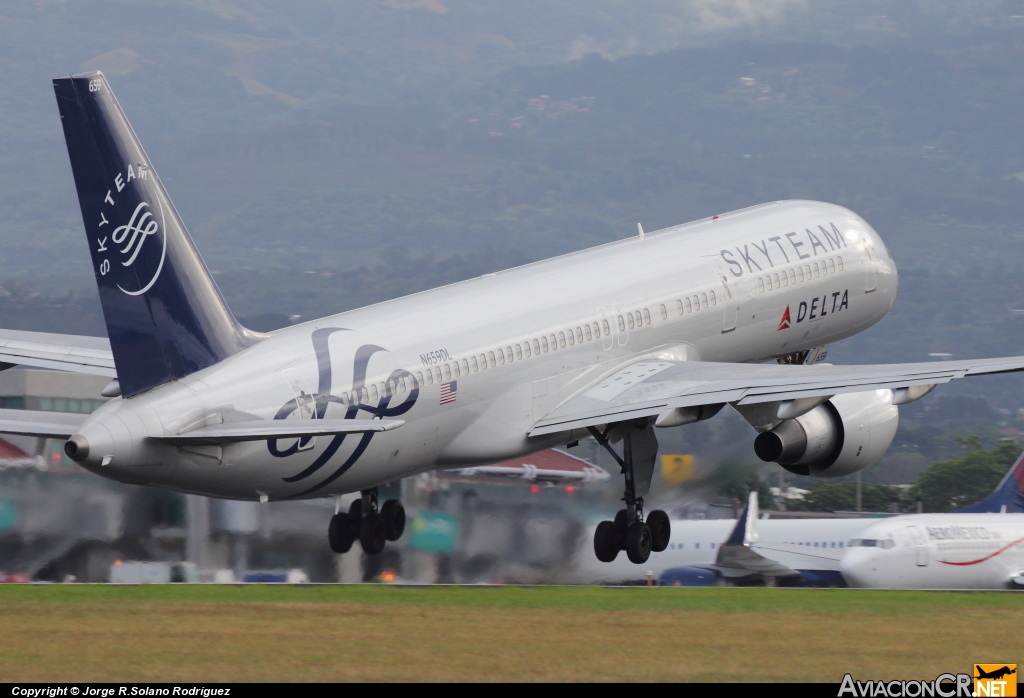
[{"left": 0, "top": 1, "right": 1022, "bottom": 481}]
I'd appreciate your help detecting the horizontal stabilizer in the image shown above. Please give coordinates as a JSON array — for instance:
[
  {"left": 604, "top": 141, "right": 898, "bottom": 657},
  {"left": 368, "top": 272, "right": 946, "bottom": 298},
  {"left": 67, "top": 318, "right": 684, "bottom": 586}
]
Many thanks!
[
  {"left": 0, "top": 408, "right": 88, "bottom": 438},
  {"left": 0, "top": 329, "right": 114, "bottom": 376},
  {"left": 151, "top": 418, "right": 404, "bottom": 445}
]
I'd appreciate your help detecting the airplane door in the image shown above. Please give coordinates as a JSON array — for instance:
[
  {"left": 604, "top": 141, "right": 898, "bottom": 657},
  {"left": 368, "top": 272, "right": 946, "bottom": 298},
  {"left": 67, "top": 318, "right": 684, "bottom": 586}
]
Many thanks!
[
  {"left": 281, "top": 367, "right": 316, "bottom": 451},
  {"left": 863, "top": 242, "right": 878, "bottom": 293},
  {"left": 707, "top": 257, "right": 738, "bottom": 333},
  {"left": 907, "top": 526, "right": 929, "bottom": 566}
]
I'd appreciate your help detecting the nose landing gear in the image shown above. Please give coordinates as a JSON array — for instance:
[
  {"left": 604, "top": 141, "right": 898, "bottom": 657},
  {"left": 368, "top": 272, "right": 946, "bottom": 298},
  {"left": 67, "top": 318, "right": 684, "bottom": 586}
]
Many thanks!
[
  {"left": 327, "top": 487, "right": 406, "bottom": 555},
  {"left": 589, "top": 421, "right": 670, "bottom": 565}
]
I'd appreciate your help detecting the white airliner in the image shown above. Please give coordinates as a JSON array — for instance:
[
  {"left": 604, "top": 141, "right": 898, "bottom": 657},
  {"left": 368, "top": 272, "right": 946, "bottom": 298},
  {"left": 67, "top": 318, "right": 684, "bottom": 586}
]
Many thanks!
[
  {"left": 2, "top": 71, "right": 1023, "bottom": 565},
  {"left": 572, "top": 492, "right": 880, "bottom": 586},
  {"left": 841, "top": 451, "right": 1024, "bottom": 589}
]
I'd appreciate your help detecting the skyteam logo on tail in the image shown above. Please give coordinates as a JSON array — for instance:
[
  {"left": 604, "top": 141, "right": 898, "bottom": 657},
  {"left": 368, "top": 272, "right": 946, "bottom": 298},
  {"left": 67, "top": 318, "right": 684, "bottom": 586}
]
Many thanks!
[{"left": 93, "top": 164, "right": 167, "bottom": 296}]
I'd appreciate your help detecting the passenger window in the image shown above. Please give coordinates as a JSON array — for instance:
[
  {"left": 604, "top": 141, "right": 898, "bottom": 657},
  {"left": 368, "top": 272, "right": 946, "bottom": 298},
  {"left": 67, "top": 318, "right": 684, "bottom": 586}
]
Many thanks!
[
  {"left": 837, "top": 256, "right": 844, "bottom": 271},
  {"left": 470, "top": 356, "right": 478, "bottom": 372},
  {"left": 676, "top": 299, "right": 684, "bottom": 315},
  {"left": 602, "top": 320, "right": 610, "bottom": 335},
  {"left": 660, "top": 304, "right": 667, "bottom": 320},
  {"left": 497, "top": 349, "right": 505, "bottom": 365},
  {"left": 627, "top": 314, "right": 634, "bottom": 330},
  {"left": 692, "top": 295, "right": 699, "bottom": 310},
  {"left": 451, "top": 362, "right": 460, "bottom": 378},
  {"left": 781, "top": 272, "right": 788, "bottom": 286},
  {"left": 533, "top": 338, "right": 541, "bottom": 355},
  {"left": 478, "top": 353, "right": 487, "bottom": 370},
  {"left": 564, "top": 331, "right": 572, "bottom": 347},
  {"left": 515, "top": 344, "right": 523, "bottom": 360},
  {"left": 797, "top": 267, "right": 804, "bottom": 282},
  {"left": 505, "top": 346, "right": 513, "bottom": 362},
  {"left": 685, "top": 297, "right": 692, "bottom": 313},
  {"left": 549, "top": 333, "right": 557, "bottom": 350},
  {"left": 416, "top": 371, "right": 424, "bottom": 386},
  {"left": 804, "top": 264, "right": 811, "bottom": 278},
  {"left": 813, "top": 262, "right": 820, "bottom": 278},
  {"left": 584, "top": 325, "right": 592, "bottom": 341},
  {"left": 618, "top": 316, "right": 626, "bottom": 331},
  {"left": 701, "top": 293, "right": 708, "bottom": 309},
  {"left": 425, "top": 370, "right": 433, "bottom": 385},
  {"left": 757, "top": 278, "right": 764, "bottom": 293},
  {"left": 443, "top": 364, "right": 452, "bottom": 380},
  {"left": 541, "top": 336, "right": 549, "bottom": 352},
  {"left": 460, "top": 358, "right": 469, "bottom": 374},
  {"left": 434, "top": 367, "right": 442, "bottom": 383},
  {"left": 488, "top": 351, "right": 496, "bottom": 367},
  {"left": 828, "top": 258, "right": 836, "bottom": 273},
  {"left": 643, "top": 308, "right": 651, "bottom": 324},
  {"left": 575, "top": 327, "right": 583, "bottom": 343},
  {"left": 788, "top": 269, "right": 796, "bottom": 284},
  {"left": 772, "top": 273, "right": 780, "bottom": 287},
  {"left": 340, "top": 391, "right": 349, "bottom": 405},
  {"left": 369, "top": 384, "right": 379, "bottom": 402}
]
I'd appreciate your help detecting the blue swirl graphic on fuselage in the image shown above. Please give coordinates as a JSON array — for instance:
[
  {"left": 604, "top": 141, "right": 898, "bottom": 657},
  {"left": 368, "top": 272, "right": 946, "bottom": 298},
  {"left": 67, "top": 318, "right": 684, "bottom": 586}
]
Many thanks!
[{"left": 268, "top": 327, "right": 418, "bottom": 497}]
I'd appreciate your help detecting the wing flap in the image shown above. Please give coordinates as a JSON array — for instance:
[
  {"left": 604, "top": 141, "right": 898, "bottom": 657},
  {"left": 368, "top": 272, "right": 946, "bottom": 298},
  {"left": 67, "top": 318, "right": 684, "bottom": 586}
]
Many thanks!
[
  {"left": 530, "top": 356, "right": 1024, "bottom": 436},
  {"left": 0, "top": 329, "right": 115, "bottom": 376},
  {"left": 151, "top": 418, "right": 403, "bottom": 445},
  {"left": 0, "top": 408, "right": 88, "bottom": 438}
]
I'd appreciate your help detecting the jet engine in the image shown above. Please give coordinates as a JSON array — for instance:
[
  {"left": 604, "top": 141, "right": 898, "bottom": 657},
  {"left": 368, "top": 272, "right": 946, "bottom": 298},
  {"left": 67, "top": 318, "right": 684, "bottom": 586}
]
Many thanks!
[{"left": 753, "top": 390, "right": 898, "bottom": 477}]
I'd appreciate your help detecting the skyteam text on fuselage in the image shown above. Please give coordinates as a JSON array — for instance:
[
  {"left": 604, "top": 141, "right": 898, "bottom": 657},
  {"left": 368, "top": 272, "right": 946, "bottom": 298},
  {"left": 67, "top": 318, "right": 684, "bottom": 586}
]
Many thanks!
[{"left": 1, "top": 72, "right": 1023, "bottom": 563}]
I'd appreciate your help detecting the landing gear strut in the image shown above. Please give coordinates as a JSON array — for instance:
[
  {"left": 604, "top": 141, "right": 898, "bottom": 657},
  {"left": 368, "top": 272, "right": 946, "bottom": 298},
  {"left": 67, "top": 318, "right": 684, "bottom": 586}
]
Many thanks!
[
  {"left": 589, "top": 421, "right": 670, "bottom": 565},
  {"left": 327, "top": 487, "right": 406, "bottom": 555}
]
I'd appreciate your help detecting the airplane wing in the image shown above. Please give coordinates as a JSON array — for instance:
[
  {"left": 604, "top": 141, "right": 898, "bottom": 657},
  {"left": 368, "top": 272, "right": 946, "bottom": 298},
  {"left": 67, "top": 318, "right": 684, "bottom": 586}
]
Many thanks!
[
  {"left": 529, "top": 356, "right": 1024, "bottom": 436},
  {"left": 706, "top": 491, "right": 802, "bottom": 580},
  {"left": 0, "top": 408, "right": 89, "bottom": 438},
  {"left": 151, "top": 418, "right": 404, "bottom": 445},
  {"left": 0, "top": 330, "right": 114, "bottom": 377}
]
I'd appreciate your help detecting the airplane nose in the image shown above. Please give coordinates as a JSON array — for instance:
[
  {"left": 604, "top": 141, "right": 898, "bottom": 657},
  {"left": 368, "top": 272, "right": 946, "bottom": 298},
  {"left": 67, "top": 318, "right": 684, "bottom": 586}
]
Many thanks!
[{"left": 840, "top": 549, "right": 874, "bottom": 588}]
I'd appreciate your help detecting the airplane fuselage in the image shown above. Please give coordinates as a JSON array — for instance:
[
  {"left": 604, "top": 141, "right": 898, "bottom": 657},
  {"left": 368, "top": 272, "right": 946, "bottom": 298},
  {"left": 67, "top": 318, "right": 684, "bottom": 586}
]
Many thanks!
[
  {"left": 841, "top": 513, "right": 1024, "bottom": 589},
  {"left": 72, "top": 200, "right": 898, "bottom": 501}
]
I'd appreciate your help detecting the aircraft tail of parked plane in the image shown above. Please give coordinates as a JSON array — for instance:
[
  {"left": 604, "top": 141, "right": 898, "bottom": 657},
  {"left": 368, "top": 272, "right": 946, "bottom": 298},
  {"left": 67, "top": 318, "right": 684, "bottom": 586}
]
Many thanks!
[{"left": 1, "top": 72, "right": 1024, "bottom": 563}]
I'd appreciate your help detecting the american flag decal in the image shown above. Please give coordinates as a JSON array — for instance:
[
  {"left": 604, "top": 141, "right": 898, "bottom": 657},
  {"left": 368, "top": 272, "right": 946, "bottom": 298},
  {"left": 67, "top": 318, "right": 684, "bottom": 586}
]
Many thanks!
[{"left": 439, "top": 380, "right": 457, "bottom": 405}]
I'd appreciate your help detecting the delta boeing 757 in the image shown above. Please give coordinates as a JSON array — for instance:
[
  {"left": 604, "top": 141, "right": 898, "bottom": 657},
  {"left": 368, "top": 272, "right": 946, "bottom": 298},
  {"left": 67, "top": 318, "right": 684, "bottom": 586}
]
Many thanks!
[{"left": 1, "top": 72, "right": 1022, "bottom": 566}]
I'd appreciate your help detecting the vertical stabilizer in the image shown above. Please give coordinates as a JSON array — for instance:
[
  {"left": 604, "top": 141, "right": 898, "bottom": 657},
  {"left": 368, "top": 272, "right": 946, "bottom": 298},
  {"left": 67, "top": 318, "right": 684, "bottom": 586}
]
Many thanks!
[
  {"left": 953, "top": 450, "right": 1024, "bottom": 514},
  {"left": 53, "top": 72, "right": 260, "bottom": 397}
]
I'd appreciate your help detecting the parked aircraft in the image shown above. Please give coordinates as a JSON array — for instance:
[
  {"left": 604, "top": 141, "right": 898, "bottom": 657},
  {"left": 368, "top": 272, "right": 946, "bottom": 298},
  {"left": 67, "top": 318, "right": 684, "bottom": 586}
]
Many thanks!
[
  {"left": 841, "top": 450, "right": 1024, "bottom": 589},
  {"left": 573, "top": 492, "right": 881, "bottom": 586},
  {"left": 1, "top": 72, "right": 1023, "bottom": 564}
]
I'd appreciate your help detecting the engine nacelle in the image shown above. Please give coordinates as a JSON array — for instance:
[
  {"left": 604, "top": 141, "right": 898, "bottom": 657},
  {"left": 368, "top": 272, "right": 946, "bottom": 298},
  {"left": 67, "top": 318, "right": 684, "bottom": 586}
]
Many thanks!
[{"left": 753, "top": 390, "right": 899, "bottom": 477}]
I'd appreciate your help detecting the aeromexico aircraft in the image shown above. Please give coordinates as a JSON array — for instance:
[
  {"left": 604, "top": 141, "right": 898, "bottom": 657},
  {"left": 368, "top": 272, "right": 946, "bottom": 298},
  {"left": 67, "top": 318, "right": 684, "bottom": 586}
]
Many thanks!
[
  {"left": 3, "top": 72, "right": 1024, "bottom": 564},
  {"left": 841, "top": 450, "right": 1024, "bottom": 589}
]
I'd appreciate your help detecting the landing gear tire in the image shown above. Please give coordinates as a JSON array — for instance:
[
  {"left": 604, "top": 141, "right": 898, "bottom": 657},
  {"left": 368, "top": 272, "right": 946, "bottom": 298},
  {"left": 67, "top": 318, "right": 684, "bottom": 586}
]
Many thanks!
[
  {"left": 625, "top": 522, "right": 652, "bottom": 564},
  {"left": 647, "top": 509, "right": 671, "bottom": 553},
  {"left": 594, "top": 520, "right": 620, "bottom": 563},
  {"left": 380, "top": 499, "right": 406, "bottom": 541},
  {"left": 359, "top": 512, "right": 387, "bottom": 555},
  {"left": 328, "top": 513, "right": 355, "bottom": 554},
  {"left": 349, "top": 498, "right": 363, "bottom": 520},
  {"left": 611, "top": 510, "right": 628, "bottom": 551}
]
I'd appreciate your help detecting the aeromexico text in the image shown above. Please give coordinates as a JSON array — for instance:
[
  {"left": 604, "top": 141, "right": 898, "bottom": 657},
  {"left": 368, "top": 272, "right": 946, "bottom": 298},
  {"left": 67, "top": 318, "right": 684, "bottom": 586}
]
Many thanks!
[{"left": 720, "top": 222, "right": 847, "bottom": 277}]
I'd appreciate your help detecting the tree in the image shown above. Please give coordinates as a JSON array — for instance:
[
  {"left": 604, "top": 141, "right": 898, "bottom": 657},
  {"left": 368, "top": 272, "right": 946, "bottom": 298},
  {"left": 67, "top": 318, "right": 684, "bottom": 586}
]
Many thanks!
[
  {"left": 788, "top": 482, "right": 906, "bottom": 513},
  {"left": 909, "top": 438, "right": 1020, "bottom": 512}
]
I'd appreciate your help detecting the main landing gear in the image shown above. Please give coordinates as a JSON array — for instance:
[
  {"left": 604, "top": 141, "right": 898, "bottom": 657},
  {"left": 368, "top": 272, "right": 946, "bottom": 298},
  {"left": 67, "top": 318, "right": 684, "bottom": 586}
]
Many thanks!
[
  {"left": 328, "top": 488, "right": 406, "bottom": 555},
  {"left": 589, "top": 421, "right": 670, "bottom": 564}
]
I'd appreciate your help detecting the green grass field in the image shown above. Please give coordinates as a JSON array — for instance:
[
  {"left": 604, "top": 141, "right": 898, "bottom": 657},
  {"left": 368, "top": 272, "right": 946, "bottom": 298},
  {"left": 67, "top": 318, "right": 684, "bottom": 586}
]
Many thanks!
[{"left": 0, "top": 585, "right": 1019, "bottom": 682}]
